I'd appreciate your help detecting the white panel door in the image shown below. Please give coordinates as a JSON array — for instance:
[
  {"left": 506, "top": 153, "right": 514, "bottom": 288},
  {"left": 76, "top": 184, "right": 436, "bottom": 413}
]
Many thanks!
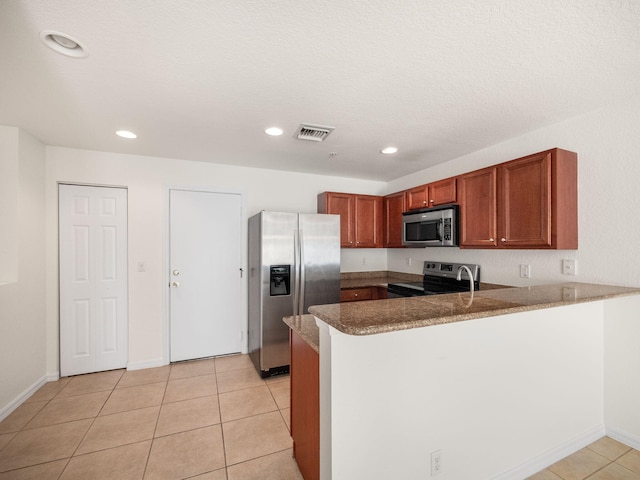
[
  {"left": 59, "top": 185, "right": 128, "bottom": 377},
  {"left": 169, "top": 189, "right": 242, "bottom": 362}
]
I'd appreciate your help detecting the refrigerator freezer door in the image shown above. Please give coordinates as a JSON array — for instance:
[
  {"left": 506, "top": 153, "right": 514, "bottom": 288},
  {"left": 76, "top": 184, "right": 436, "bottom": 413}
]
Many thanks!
[{"left": 249, "top": 212, "right": 297, "bottom": 375}]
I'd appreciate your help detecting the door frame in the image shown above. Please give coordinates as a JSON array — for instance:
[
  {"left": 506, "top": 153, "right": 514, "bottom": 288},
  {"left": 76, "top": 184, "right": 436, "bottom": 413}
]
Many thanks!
[{"left": 162, "top": 185, "right": 247, "bottom": 365}]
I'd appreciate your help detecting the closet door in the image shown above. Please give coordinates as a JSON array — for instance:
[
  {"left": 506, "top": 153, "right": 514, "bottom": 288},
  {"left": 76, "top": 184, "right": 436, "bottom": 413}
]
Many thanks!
[{"left": 59, "top": 184, "right": 128, "bottom": 376}]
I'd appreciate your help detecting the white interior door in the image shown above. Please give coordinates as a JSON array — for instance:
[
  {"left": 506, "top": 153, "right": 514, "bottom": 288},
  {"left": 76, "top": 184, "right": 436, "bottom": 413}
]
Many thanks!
[
  {"left": 59, "top": 184, "right": 128, "bottom": 377},
  {"left": 169, "top": 189, "right": 242, "bottom": 362}
]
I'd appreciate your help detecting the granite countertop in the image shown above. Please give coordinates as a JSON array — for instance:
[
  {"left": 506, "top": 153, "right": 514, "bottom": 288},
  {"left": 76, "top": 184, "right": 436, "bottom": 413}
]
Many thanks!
[
  {"left": 283, "top": 314, "right": 320, "bottom": 353},
  {"left": 308, "top": 282, "right": 640, "bottom": 337}
]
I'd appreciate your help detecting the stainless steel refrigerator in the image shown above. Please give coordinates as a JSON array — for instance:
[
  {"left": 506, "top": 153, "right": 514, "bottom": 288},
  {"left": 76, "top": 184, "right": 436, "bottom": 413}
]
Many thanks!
[{"left": 248, "top": 211, "right": 340, "bottom": 377}]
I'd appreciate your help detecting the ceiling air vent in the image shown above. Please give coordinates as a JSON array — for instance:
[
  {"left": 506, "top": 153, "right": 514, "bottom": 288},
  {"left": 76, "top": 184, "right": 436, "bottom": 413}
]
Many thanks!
[{"left": 295, "top": 124, "right": 335, "bottom": 142}]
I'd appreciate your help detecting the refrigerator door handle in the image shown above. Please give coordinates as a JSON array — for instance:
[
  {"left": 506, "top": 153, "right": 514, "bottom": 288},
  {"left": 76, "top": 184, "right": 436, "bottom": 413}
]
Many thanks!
[
  {"left": 299, "top": 229, "right": 306, "bottom": 315},
  {"left": 293, "top": 229, "right": 300, "bottom": 316}
]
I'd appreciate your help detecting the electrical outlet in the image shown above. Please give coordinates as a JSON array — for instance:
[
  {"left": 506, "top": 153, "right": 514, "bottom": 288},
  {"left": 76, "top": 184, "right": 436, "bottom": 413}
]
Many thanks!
[
  {"left": 362, "top": 257, "right": 366, "bottom": 265},
  {"left": 431, "top": 450, "right": 442, "bottom": 476},
  {"left": 405, "top": 257, "right": 412, "bottom": 266},
  {"left": 562, "top": 259, "right": 576, "bottom": 276},
  {"left": 519, "top": 264, "right": 531, "bottom": 278},
  {"left": 137, "top": 261, "right": 146, "bottom": 272}
]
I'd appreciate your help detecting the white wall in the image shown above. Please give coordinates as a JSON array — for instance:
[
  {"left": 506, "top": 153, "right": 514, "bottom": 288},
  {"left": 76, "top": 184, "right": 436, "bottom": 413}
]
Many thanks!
[
  {"left": 604, "top": 295, "right": 640, "bottom": 446},
  {"left": 0, "top": 126, "right": 19, "bottom": 283},
  {"left": 45, "top": 147, "right": 386, "bottom": 373},
  {"left": 386, "top": 95, "right": 640, "bottom": 288},
  {"left": 0, "top": 127, "right": 46, "bottom": 417},
  {"left": 319, "top": 302, "right": 606, "bottom": 479}
]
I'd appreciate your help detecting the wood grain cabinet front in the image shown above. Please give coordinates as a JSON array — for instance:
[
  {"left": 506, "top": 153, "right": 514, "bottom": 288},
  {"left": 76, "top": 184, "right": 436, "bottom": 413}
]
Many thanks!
[
  {"left": 382, "top": 191, "right": 406, "bottom": 248},
  {"left": 340, "top": 286, "right": 387, "bottom": 302},
  {"left": 405, "top": 177, "right": 457, "bottom": 211},
  {"left": 458, "top": 148, "right": 577, "bottom": 249},
  {"left": 290, "top": 330, "right": 319, "bottom": 480},
  {"left": 318, "top": 192, "right": 383, "bottom": 248}
]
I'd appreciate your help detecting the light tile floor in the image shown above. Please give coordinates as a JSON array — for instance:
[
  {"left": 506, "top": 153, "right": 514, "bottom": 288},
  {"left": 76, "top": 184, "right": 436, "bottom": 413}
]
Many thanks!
[
  {"left": 528, "top": 436, "right": 640, "bottom": 480},
  {"left": 1, "top": 354, "right": 639, "bottom": 479},
  {"left": 0, "top": 354, "right": 301, "bottom": 480}
]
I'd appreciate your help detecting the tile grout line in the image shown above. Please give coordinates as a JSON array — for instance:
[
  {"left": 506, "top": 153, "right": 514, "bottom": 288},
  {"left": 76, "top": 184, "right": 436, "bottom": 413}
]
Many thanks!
[
  {"left": 0, "top": 376, "right": 73, "bottom": 477},
  {"left": 55, "top": 369, "right": 125, "bottom": 479},
  {"left": 140, "top": 368, "right": 170, "bottom": 479},
  {"left": 214, "top": 358, "right": 230, "bottom": 480}
]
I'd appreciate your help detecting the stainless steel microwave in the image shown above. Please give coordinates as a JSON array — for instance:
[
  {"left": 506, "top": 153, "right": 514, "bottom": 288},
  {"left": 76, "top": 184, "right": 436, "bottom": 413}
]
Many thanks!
[{"left": 402, "top": 204, "right": 459, "bottom": 247}]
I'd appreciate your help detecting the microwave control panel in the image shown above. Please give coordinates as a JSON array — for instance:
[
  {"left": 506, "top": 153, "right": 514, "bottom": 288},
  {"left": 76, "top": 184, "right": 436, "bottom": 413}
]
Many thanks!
[{"left": 443, "top": 218, "right": 452, "bottom": 241}]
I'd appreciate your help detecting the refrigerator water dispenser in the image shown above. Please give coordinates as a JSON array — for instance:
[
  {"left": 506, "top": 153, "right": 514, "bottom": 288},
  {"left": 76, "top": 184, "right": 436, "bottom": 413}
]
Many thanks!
[{"left": 269, "top": 265, "right": 290, "bottom": 296}]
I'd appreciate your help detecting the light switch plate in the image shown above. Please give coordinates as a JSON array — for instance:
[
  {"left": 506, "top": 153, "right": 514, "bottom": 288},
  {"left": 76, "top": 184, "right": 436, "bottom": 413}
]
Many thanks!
[{"left": 562, "top": 259, "right": 576, "bottom": 276}]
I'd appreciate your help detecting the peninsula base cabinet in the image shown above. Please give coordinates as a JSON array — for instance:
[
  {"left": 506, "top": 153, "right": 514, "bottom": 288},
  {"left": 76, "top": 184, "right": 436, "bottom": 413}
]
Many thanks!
[
  {"left": 290, "top": 330, "right": 320, "bottom": 480},
  {"left": 458, "top": 148, "right": 578, "bottom": 249}
]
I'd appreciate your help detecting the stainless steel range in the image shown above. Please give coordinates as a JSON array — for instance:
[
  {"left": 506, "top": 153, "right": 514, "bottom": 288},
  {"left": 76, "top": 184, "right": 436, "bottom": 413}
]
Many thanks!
[{"left": 387, "top": 261, "right": 480, "bottom": 298}]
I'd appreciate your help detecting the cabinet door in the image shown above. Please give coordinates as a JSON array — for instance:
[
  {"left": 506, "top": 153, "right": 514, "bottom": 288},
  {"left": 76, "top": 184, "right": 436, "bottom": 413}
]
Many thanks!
[
  {"left": 459, "top": 167, "right": 497, "bottom": 248},
  {"left": 354, "top": 195, "right": 382, "bottom": 248},
  {"left": 429, "top": 177, "right": 457, "bottom": 206},
  {"left": 383, "top": 192, "right": 406, "bottom": 248},
  {"left": 406, "top": 185, "right": 429, "bottom": 210},
  {"left": 320, "top": 192, "right": 354, "bottom": 247},
  {"left": 498, "top": 152, "right": 551, "bottom": 247}
]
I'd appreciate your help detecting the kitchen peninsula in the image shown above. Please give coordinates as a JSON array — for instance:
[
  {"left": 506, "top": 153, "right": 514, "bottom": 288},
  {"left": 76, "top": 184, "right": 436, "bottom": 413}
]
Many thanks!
[{"left": 285, "top": 283, "right": 640, "bottom": 480}]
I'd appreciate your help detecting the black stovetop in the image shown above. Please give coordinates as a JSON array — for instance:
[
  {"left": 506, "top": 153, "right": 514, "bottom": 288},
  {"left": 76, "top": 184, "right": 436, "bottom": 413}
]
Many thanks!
[{"left": 388, "top": 261, "right": 481, "bottom": 296}]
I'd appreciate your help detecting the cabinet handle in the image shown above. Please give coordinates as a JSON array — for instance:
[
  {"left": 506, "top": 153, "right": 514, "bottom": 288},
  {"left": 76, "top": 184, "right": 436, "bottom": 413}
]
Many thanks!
[
  {"left": 430, "top": 199, "right": 434, "bottom": 203},
  {"left": 354, "top": 293, "right": 358, "bottom": 297},
  {"left": 501, "top": 238, "right": 506, "bottom": 242},
  {"left": 489, "top": 238, "right": 494, "bottom": 242},
  {"left": 423, "top": 200, "right": 427, "bottom": 205}
]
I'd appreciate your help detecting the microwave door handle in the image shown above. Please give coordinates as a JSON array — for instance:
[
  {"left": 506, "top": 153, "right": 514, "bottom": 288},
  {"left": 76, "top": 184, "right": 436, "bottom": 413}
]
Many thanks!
[{"left": 438, "top": 219, "right": 444, "bottom": 241}]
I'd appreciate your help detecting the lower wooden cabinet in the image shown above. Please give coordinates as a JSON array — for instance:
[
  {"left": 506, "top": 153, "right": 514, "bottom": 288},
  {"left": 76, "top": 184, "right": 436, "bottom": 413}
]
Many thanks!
[
  {"left": 290, "top": 330, "right": 319, "bottom": 480},
  {"left": 340, "top": 286, "right": 388, "bottom": 302}
]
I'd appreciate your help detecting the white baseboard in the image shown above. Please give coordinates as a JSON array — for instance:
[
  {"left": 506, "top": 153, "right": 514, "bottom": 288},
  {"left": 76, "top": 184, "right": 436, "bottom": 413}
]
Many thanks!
[
  {"left": 0, "top": 373, "right": 54, "bottom": 423},
  {"left": 606, "top": 426, "right": 640, "bottom": 451},
  {"left": 492, "top": 425, "right": 606, "bottom": 480},
  {"left": 126, "top": 357, "right": 166, "bottom": 371}
]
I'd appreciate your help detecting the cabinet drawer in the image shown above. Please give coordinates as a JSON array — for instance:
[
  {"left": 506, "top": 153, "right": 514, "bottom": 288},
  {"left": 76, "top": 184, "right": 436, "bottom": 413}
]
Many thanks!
[{"left": 340, "top": 288, "right": 373, "bottom": 302}]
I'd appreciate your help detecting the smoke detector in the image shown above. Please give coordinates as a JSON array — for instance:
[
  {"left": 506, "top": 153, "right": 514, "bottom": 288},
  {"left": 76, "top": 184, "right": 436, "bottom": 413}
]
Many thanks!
[{"left": 295, "top": 124, "right": 335, "bottom": 142}]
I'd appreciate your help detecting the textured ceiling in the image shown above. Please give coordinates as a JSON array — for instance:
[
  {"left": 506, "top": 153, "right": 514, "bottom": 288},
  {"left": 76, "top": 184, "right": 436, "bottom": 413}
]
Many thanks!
[{"left": 1, "top": 0, "right": 640, "bottom": 181}]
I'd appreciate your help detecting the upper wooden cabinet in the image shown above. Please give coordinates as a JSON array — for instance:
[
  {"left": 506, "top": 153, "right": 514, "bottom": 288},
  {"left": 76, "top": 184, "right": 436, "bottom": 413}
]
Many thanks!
[
  {"left": 382, "top": 191, "right": 406, "bottom": 248},
  {"left": 405, "top": 177, "right": 457, "bottom": 211},
  {"left": 318, "top": 192, "right": 383, "bottom": 248},
  {"left": 458, "top": 167, "right": 498, "bottom": 248},
  {"left": 458, "top": 148, "right": 577, "bottom": 249}
]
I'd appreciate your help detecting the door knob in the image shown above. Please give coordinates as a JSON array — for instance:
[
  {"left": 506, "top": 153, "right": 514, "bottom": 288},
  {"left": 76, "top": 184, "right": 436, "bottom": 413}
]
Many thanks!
[
  {"left": 172, "top": 270, "right": 180, "bottom": 276},
  {"left": 171, "top": 281, "right": 180, "bottom": 288}
]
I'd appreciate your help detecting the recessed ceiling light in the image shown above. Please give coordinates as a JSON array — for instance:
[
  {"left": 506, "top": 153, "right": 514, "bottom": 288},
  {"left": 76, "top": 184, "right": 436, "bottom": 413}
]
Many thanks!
[
  {"left": 381, "top": 147, "right": 398, "bottom": 154},
  {"left": 116, "top": 130, "right": 137, "bottom": 139},
  {"left": 265, "top": 127, "right": 284, "bottom": 136},
  {"left": 40, "top": 30, "right": 88, "bottom": 58}
]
